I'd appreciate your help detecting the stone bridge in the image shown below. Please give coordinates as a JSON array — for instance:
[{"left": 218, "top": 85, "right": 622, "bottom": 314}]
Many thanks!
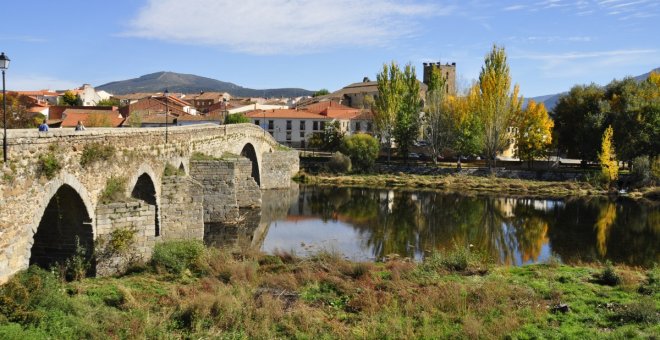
[{"left": 0, "top": 123, "right": 299, "bottom": 283}]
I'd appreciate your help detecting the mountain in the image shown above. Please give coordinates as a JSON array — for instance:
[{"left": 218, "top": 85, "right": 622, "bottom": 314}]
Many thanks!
[
  {"left": 528, "top": 67, "right": 659, "bottom": 112},
  {"left": 97, "top": 71, "right": 314, "bottom": 98}
]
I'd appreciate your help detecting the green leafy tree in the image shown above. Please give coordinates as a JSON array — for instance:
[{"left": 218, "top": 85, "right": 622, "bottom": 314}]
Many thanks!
[
  {"left": 96, "top": 98, "right": 120, "bottom": 107},
  {"left": 340, "top": 133, "right": 380, "bottom": 172},
  {"left": 127, "top": 111, "right": 143, "bottom": 127},
  {"left": 374, "top": 62, "right": 404, "bottom": 162},
  {"left": 393, "top": 63, "right": 423, "bottom": 161},
  {"left": 476, "top": 45, "right": 522, "bottom": 169},
  {"left": 0, "top": 93, "right": 41, "bottom": 128},
  {"left": 224, "top": 113, "right": 250, "bottom": 124},
  {"left": 553, "top": 84, "right": 606, "bottom": 161},
  {"left": 61, "top": 90, "right": 82, "bottom": 106},
  {"left": 599, "top": 125, "right": 618, "bottom": 185},
  {"left": 313, "top": 89, "right": 330, "bottom": 97},
  {"left": 310, "top": 121, "right": 344, "bottom": 151},
  {"left": 424, "top": 66, "right": 451, "bottom": 162}
]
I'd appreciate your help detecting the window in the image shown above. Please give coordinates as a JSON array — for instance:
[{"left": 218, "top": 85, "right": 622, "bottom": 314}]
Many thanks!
[
  {"left": 313, "top": 121, "right": 319, "bottom": 130},
  {"left": 286, "top": 131, "right": 292, "bottom": 141},
  {"left": 355, "top": 122, "right": 361, "bottom": 131},
  {"left": 320, "top": 121, "right": 326, "bottom": 130},
  {"left": 300, "top": 132, "right": 304, "bottom": 138},
  {"left": 255, "top": 119, "right": 260, "bottom": 126},
  {"left": 300, "top": 120, "right": 305, "bottom": 130},
  {"left": 286, "top": 120, "right": 292, "bottom": 130},
  {"left": 367, "top": 122, "right": 373, "bottom": 131},
  {"left": 268, "top": 120, "right": 274, "bottom": 130}
]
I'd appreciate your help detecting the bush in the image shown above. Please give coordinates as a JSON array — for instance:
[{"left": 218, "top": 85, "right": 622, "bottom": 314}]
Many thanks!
[
  {"left": 326, "top": 152, "right": 351, "bottom": 174},
  {"left": 80, "top": 143, "right": 115, "bottom": 168},
  {"left": 151, "top": 240, "right": 206, "bottom": 275},
  {"left": 38, "top": 149, "right": 62, "bottom": 179},
  {"left": 418, "top": 246, "right": 491, "bottom": 275},
  {"left": 614, "top": 299, "right": 659, "bottom": 324},
  {"left": 651, "top": 157, "right": 660, "bottom": 182},
  {"left": 99, "top": 176, "right": 127, "bottom": 204},
  {"left": 595, "top": 261, "right": 621, "bottom": 286},
  {"left": 163, "top": 163, "right": 185, "bottom": 176},
  {"left": 340, "top": 134, "right": 380, "bottom": 172},
  {"left": 224, "top": 113, "right": 250, "bottom": 124}
]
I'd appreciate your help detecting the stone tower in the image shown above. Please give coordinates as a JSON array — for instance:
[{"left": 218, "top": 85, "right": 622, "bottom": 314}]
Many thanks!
[{"left": 423, "top": 62, "right": 457, "bottom": 95}]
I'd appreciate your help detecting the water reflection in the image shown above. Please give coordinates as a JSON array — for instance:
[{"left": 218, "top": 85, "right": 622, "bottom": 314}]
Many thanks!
[{"left": 206, "top": 185, "right": 659, "bottom": 267}]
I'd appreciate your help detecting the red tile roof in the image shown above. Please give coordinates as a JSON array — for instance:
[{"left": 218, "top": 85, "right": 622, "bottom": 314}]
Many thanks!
[{"left": 61, "top": 110, "right": 125, "bottom": 127}]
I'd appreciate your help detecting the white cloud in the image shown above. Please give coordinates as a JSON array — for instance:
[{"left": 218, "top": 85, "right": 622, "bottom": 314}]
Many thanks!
[
  {"left": 125, "top": 0, "right": 447, "bottom": 55},
  {"left": 8, "top": 74, "right": 79, "bottom": 91}
]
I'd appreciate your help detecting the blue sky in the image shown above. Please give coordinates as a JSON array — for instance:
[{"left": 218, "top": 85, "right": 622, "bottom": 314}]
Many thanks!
[{"left": 1, "top": 0, "right": 658, "bottom": 97}]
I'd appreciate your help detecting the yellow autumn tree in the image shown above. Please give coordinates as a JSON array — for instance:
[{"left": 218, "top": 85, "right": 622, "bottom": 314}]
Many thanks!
[
  {"left": 599, "top": 125, "right": 618, "bottom": 185},
  {"left": 515, "top": 100, "right": 554, "bottom": 168}
]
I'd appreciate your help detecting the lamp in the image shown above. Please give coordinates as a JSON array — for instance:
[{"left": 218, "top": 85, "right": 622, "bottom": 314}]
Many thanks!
[
  {"left": 164, "top": 89, "right": 169, "bottom": 144},
  {"left": 1, "top": 52, "right": 10, "bottom": 164}
]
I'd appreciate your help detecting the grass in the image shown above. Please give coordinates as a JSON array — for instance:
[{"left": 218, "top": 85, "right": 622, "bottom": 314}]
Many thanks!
[{"left": 1, "top": 243, "right": 658, "bottom": 339}]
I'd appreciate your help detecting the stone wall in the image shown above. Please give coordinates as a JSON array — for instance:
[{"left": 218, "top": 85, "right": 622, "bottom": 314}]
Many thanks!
[
  {"left": 261, "top": 150, "right": 300, "bottom": 189},
  {"left": 235, "top": 159, "right": 262, "bottom": 208},
  {"left": 190, "top": 160, "right": 240, "bottom": 223},
  {"left": 95, "top": 201, "right": 156, "bottom": 276},
  {"left": 0, "top": 123, "right": 293, "bottom": 283},
  {"left": 160, "top": 176, "right": 205, "bottom": 241}
]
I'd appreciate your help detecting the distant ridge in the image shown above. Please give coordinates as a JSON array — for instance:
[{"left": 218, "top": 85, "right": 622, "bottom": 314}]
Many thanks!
[
  {"left": 97, "top": 71, "right": 314, "bottom": 98},
  {"left": 528, "top": 67, "right": 659, "bottom": 111}
]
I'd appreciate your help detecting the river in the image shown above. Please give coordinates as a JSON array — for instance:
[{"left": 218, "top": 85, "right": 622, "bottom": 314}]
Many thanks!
[{"left": 205, "top": 184, "right": 659, "bottom": 267}]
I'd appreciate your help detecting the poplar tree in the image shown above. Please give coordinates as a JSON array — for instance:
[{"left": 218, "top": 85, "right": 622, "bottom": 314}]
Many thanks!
[
  {"left": 476, "top": 45, "right": 522, "bottom": 169},
  {"left": 599, "top": 125, "right": 618, "bottom": 185},
  {"left": 374, "top": 62, "right": 404, "bottom": 162},
  {"left": 393, "top": 64, "right": 422, "bottom": 161}
]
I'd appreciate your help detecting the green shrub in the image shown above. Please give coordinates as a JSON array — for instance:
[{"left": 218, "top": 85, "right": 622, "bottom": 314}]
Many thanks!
[
  {"left": 224, "top": 113, "right": 250, "bottom": 124},
  {"left": 340, "top": 134, "right": 380, "bottom": 172},
  {"left": 80, "top": 143, "right": 115, "bottom": 168},
  {"left": 99, "top": 176, "right": 127, "bottom": 204},
  {"left": 651, "top": 157, "right": 660, "bottom": 182},
  {"left": 151, "top": 240, "right": 206, "bottom": 275},
  {"left": 614, "top": 299, "right": 659, "bottom": 324},
  {"left": 418, "top": 246, "right": 491, "bottom": 274},
  {"left": 326, "top": 152, "right": 351, "bottom": 174},
  {"left": 596, "top": 261, "right": 621, "bottom": 286},
  {"left": 163, "top": 163, "right": 185, "bottom": 176},
  {"left": 37, "top": 150, "right": 62, "bottom": 179}
]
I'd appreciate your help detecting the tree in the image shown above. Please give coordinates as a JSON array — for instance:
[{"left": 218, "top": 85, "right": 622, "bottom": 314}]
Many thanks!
[
  {"left": 553, "top": 84, "right": 606, "bottom": 161},
  {"left": 514, "top": 100, "right": 554, "bottom": 168},
  {"left": 312, "top": 89, "right": 330, "bottom": 97},
  {"left": 61, "top": 90, "right": 82, "bottom": 106},
  {"left": 599, "top": 125, "right": 618, "bottom": 185},
  {"left": 446, "top": 84, "right": 484, "bottom": 159},
  {"left": 309, "top": 121, "right": 344, "bottom": 151},
  {"left": 97, "top": 98, "right": 120, "bottom": 107},
  {"left": 224, "top": 113, "right": 250, "bottom": 124},
  {"left": 0, "top": 93, "right": 41, "bottom": 129},
  {"left": 393, "top": 64, "right": 422, "bottom": 161},
  {"left": 86, "top": 113, "right": 112, "bottom": 127},
  {"left": 476, "top": 45, "right": 522, "bottom": 169},
  {"left": 424, "top": 66, "right": 450, "bottom": 162},
  {"left": 373, "top": 62, "right": 404, "bottom": 162},
  {"left": 340, "top": 133, "right": 380, "bottom": 172},
  {"left": 127, "top": 111, "right": 143, "bottom": 127}
]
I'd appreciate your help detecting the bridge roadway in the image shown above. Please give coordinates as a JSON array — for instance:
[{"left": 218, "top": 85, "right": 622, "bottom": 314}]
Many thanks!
[{"left": 0, "top": 123, "right": 299, "bottom": 282}]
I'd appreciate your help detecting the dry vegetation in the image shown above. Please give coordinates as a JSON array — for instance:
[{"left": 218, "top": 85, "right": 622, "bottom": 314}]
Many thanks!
[{"left": 1, "top": 242, "right": 658, "bottom": 339}]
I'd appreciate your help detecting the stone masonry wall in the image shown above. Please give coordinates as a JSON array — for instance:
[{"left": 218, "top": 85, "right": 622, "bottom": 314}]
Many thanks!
[
  {"left": 235, "top": 159, "right": 262, "bottom": 208},
  {"left": 0, "top": 123, "right": 292, "bottom": 283},
  {"left": 160, "top": 176, "right": 205, "bottom": 241},
  {"left": 261, "top": 150, "right": 300, "bottom": 189},
  {"left": 190, "top": 160, "right": 239, "bottom": 223},
  {"left": 95, "top": 201, "right": 156, "bottom": 276}
]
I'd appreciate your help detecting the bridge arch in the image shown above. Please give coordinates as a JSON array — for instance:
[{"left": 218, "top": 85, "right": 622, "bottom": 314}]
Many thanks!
[
  {"left": 240, "top": 143, "right": 261, "bottom": 186},
  {"left": 29, "top": 174, "right": 95, "bottom": 273},
  {"left": 128, "top": 164, "right": 161, "bottom": 236}
]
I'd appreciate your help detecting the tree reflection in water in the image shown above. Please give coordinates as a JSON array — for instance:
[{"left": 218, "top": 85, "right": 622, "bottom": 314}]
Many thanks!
[{"left": 257, "top": 186, "right": 659, "bottom": 266}]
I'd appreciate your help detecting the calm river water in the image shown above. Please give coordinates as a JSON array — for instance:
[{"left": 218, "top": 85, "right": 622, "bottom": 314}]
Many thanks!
[{"left": 206, "top": 185, "right": 659, "bottom": 267}]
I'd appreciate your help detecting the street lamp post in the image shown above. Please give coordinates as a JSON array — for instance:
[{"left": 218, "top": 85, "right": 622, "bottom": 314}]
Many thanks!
[
  {"left": 1, "top": 52, "right": 10, "bottom": 164},
  {"left": 164, "top": 89, "right": 169, "bottom": 144}
]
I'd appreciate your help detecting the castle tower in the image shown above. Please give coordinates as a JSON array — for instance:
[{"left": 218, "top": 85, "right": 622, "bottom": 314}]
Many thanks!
[{"left": 423, "top": 62, "right": 457, "bottom": 95}]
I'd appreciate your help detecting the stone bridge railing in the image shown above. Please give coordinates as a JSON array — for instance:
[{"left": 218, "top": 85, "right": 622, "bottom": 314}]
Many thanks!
[{"left": 0, "top": 124, "right": 299, "bottom": 283}]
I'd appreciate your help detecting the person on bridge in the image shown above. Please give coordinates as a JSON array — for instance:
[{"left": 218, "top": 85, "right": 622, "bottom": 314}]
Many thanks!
[
  {"left": 75, "top": 120, "right": 86, "bottom": 131},
  {"left": 38, "top": 120, "right": 49, "bottom": 132}
]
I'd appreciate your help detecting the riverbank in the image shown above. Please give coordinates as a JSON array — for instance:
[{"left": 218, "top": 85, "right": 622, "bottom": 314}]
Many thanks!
[
  {"left": 1, "top": 242, "right": 658, "bottom": 339},
  {"left": 296, "top": 172, "right": 660, "bottom": 200}
]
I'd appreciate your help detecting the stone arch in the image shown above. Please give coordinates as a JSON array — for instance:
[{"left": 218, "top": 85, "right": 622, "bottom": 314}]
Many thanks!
[
  {"left": 128, "top": 164, "right": 161, "bottom": 236},
  {"left": 29, "top": 174, "right": 95, "bottom": 274},
  {"left": 240, "top": 143, "right": 261, "bottom": 186}
]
